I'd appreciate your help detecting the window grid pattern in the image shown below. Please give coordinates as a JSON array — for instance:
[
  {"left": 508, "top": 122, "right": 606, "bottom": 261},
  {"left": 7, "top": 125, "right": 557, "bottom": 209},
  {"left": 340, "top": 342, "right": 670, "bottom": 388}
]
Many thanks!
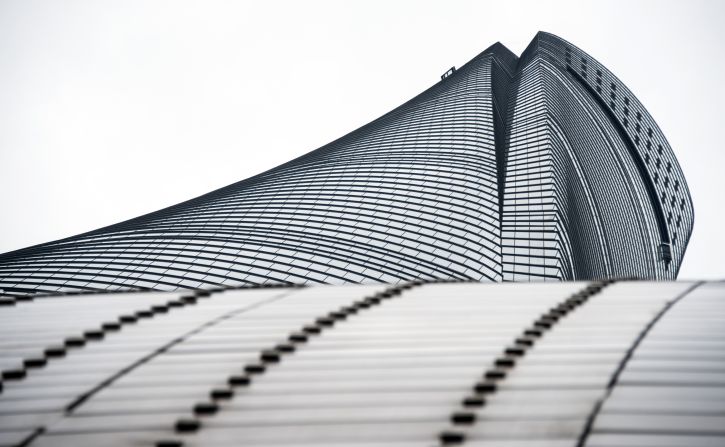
[
  {"left": 519, "top": 32, "right": 693, "bottom": 277},
  {"left": 0, "top": 34, "right": 693, "bottom": 296},
  {"left": 501, "top": 60, "right": 573, "bottom": 281},
  {"left": 0, "top": 46, "right": 513, "bottom": 296}
]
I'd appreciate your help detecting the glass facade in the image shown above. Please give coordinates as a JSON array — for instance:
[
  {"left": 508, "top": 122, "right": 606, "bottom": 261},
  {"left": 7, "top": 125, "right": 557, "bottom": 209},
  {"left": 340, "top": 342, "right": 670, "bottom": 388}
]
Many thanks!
[{"left": 0, "top": 33, "right": 693, "bottom": 296}]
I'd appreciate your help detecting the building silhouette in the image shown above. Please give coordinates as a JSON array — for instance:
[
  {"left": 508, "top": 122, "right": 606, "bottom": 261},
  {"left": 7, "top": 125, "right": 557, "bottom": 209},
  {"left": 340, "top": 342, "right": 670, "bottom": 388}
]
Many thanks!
[{"left": 0, "top": 32, "right": 694, "bottom": 296}]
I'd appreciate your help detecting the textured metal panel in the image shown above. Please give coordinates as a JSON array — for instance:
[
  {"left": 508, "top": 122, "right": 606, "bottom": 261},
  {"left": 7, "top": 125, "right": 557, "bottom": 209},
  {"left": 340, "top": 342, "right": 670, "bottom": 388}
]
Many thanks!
[
  {"left": 0, "top": 281, "right": 720, "bottom": 447},
  {"left": 583, "top": 282, "right": 725, "bottom": 447}
]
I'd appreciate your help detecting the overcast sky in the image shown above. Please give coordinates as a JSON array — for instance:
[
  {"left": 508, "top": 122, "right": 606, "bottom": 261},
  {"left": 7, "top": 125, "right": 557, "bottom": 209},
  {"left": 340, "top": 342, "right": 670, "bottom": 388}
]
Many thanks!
[{"left": 1, "top": 0, "right": 723, "bottom": 279}]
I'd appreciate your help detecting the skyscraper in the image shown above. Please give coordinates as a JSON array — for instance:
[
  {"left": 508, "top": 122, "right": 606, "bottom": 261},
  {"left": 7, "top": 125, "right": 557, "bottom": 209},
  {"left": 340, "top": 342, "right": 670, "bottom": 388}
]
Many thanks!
[{"left": 0, "top": 32, "right": 694, "bottom": 297}]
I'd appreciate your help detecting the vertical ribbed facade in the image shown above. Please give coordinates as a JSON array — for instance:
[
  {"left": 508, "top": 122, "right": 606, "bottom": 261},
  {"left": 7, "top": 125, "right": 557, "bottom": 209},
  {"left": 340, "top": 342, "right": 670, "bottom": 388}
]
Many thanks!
[
  {"left": 502, "top": 33, "right": 694, "bottom": 281},
  {"left": 0, "top": 33, "right": 693, "bottom": 296}
]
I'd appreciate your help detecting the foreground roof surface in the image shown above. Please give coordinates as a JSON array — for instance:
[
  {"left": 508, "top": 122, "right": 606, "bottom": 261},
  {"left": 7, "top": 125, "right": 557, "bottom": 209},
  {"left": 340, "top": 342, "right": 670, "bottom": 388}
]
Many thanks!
[
  {"left": 0, "top": 31, "right": 694, "bottom": 296},
  {"left": 0, "top": 280, "right": 723, "bottom": 447}
]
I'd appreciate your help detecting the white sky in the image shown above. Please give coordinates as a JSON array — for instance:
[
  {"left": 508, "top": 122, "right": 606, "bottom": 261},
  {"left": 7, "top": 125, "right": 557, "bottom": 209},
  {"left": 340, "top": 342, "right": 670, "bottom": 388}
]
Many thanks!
[{"left": 1, "top": 0, "right": 723, "bottom": 280}]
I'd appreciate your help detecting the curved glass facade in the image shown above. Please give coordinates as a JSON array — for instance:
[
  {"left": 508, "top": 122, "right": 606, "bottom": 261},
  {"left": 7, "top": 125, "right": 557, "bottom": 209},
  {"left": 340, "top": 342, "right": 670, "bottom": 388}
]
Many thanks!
[
  {"left": 502, "top": 33, "right": 694, "bottom": 280},
  {"left": 0, "top": 32, "right": 693, "bottom": 296}
]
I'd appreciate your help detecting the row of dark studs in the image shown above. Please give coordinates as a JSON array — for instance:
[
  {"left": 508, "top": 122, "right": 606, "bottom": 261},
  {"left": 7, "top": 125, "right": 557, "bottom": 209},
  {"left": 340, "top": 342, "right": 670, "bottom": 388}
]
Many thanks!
[
  {"left": 0, "top": 294, "right": 35, "bottom": 306},
  {"left": 439, "top": 280, "right": 612, "bottom": 445},
  {"left": 0, "top": 283, "right": 303, "bottom": 391},
  {"left": 0, "top": 289, "right": 216, "bottom": 395},
  {"left": 0, "top": 282, "right": 301, "bottom": 307},
  {"left": 155, "top": 281, "right": 422, "bottom": 447},
  {"left": 0, "top": 286, "right": 165, "bottom": 306}
]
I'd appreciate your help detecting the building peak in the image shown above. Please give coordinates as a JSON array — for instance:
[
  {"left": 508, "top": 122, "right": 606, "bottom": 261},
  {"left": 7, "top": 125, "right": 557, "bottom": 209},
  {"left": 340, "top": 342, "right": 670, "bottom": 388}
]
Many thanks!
[{"left": 0, "top": 33, "right": 693, "bottom": 296}]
